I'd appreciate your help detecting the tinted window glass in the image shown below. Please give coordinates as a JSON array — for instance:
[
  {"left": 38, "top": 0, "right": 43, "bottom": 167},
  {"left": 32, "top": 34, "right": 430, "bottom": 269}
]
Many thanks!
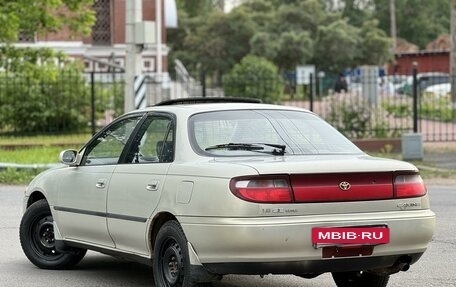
[
  {"left": 126, "top": 116, "right": 174, "bottom": 163},
  {"left": 189, "top": 110, "right": 361, "bottom": 156},
  {"left": 82, "top": 116, "right": 142, "bottom": 165}
]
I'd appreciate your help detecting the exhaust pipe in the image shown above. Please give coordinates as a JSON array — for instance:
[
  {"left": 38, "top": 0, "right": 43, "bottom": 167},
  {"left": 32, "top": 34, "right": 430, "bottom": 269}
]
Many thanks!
[{"left": 371, "top": 256, "right": 412, "bottom": 275}]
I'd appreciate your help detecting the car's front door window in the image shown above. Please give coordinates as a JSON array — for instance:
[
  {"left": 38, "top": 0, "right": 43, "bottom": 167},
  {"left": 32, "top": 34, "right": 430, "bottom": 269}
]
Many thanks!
[{"left": 82, "top": 116, "right": 142, "bottom": 166}]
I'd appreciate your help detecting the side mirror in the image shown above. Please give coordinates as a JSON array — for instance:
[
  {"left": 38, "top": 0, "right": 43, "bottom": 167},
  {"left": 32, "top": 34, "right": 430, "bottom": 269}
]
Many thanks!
[{"left": 59, "top": 150, "right": 79, "bottom": 166}]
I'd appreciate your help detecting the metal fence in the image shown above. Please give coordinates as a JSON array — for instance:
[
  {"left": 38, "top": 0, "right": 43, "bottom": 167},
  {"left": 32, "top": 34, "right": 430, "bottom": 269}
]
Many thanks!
[
  {"left": 1, "top": 67, "right": 455, "bottom": 142},
  {"left": 175, "top": 69, "right": 456, "bottom": 142},
  {"left": 0, "top": 71, "right": 125, "bottom": 136}
]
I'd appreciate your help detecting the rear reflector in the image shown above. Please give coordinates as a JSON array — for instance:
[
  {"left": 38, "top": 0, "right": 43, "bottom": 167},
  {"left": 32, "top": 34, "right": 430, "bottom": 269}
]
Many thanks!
[
  {"left": 230, "top": 176, "right": 293, "bottom": 203},
  {"left": 394, "top": 174, "right": 427, "bottom": 198}
]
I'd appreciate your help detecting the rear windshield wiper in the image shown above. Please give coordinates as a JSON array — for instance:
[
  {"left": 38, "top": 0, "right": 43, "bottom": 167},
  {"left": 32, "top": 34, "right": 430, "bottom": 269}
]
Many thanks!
[{"left": 205, "top": 143, "right": 286, "bottom": 155}]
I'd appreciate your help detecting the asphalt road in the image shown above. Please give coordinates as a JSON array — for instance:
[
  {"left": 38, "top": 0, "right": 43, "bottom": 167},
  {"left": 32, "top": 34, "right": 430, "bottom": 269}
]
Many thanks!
[{"left": 0, "top": 185, "right": 454, "bottom": 287}]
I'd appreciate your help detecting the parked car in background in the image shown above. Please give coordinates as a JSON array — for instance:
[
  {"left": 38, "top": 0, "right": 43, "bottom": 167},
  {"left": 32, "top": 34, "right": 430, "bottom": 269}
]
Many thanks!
[
  {"left": 424, "top": 82, "right": 451, "bottom": 98},
  {"left": 20, "top": 98, "right": 435, "bottom": 287},
  {"left": 396, "top": 72, "right": 450, "bottom": 95}
]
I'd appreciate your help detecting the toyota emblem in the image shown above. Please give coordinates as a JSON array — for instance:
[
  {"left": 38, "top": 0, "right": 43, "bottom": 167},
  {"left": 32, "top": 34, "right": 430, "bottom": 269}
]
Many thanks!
[{"left": 339, "top": 181, "right": 351, "bottom": 191}]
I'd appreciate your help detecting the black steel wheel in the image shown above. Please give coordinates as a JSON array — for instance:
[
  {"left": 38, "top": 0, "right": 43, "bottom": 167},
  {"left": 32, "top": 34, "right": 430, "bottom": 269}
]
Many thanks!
[
  {"left": 332, "top": 271, "right": 390, "bottom": 287},
  {"left": 19, "top": 199, "right": 86, "bottom": 269},
  {"left": 153, "top": 220, "right": 213, "bottom": 287}
]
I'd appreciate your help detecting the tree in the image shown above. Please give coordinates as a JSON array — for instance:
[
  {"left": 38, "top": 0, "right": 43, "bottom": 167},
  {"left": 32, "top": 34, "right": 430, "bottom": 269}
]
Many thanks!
[
  {"left": 357, "top": 19, "right": 392, "bottom": 65},
  {"left": 0, "top": 0, "right": 95, "bottom": 42},
  {"left": 250, "top": 32, "right": 279, "bottom": 61},
  {"left": 168, "top": 0, "right": 393, "bottom": 78},
  {"left": 341, "top": 0, "right": 374, "bottom": 27},
  {"left": 314, "top": 19, "right": 361, "bottom": 72},
  {"left": 371, "top": 0, "right": 450, "bottom": 48},
  {"left": 0, "top": 47, "right": 90, "bottom": 133},
  {"left": 186, "top": 9, "right": 257, "bottom": 75},
  {"left": 175, "top": 0, "right": 214, "bottom": 18},
  {"left": 223, "top": 55, "right": 283, "bottom": 103},
  {"left": 275, "top": 32, "right": 314, "bottom": 71},
  {"left": 272, "top": 0, "right": 324, "bottom": 36}
]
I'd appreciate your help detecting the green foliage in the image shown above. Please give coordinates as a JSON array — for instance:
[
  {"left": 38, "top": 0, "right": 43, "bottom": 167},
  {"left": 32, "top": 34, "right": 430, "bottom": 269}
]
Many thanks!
[
  {"left": 0, "top": 47, "right": 89, "bottom": 133},
  {"left": 382, "top": 102, "right": 412, "bottom": 118},
  {"left": 372, "top": 0, "right": 450, "bottom": 49},
  {"left": 223, "top": 55, "right": 283, "bottom": 103},
  {"left": 326, "top": 98, "right": 371, "bottom": 139},
  {"left": 0, "top": 0, "right": 95, "bottom": 43},
  {"left": 273, "top": 0, "right": 324, "bottom": 35},
  {"left": 357, "top": 19, "right": 392, "bottom": 65},
  {"left": 168, "top": 0, "right": 393, "bottom": 76},
  {"left": 0, "top": 146, "right": 71, "bottom": 164},
  {"left": 184, "top": 9, "right": 257, "bottom": 75},
  {"left": 420, "top": 94, "right": 455, "bottom": 122},
  {"left": 0, "top": 168, "right": 45, "bottom": 184},
  {"left": 325, "top": 95, "right": 400, "bottom": 139},
  {"left": 341, "top": 0, "right": 373, "bottom": 27},
  {"left": 175, "top": 0, "right": 214, "bottom": 18},
  {"left": 275, "top": 32, "right": 314, "bottom": 71},
  {"left": 93, "top": 81, "right": 125, "bottom": 121},
  {"left": 250, "top": 32, "right": 279, "bottom": 61},
  {"left": 314, "top": 19, "right": 360, "bottom": 73},
  {"left": 0, "top": 134, "right": 90, "bottom": 146}
]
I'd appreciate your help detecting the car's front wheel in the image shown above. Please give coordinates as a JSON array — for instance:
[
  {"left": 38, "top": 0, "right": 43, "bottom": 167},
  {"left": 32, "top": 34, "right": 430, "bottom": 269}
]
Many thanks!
[
  {"left": 332, "top": 271, "right": 389, "bottom": 287},
  {"left": 19, "top": 199, "right": 86, "bottom": 269}
]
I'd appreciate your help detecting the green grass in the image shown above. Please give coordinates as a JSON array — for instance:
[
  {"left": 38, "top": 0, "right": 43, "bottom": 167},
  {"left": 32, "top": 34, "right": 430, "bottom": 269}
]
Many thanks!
[
  {"left": 0, "top": 168, "right": 46, "bottom": 185},
  {"left": 1, "top": 138, "right": 455, "bottom": 185},
  {"left": 0, "top": 135, "right": 87, "bottom": 185},
  {"left": 0, "top": 146, "right": 73, "bottom": 164},
  {"left": 0, "top": 134, "right": 91, "bottom": 146}
]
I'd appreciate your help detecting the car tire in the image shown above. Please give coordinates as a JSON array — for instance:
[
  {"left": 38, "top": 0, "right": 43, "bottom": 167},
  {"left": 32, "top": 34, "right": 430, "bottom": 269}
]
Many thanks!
[
  {"left": 19, "top": 199, "right": 86, "bottom": 269},
  {"left": 332, "top": 271, "right": 389, "bottom": 287},
  {"left": 153, "top": 220, "right": 212, "bottom": 287}
]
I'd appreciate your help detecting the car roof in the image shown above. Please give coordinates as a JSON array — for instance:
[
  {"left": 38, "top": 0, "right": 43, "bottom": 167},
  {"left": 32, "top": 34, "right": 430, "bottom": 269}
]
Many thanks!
[{"left": 126, "top": 101, "right": 312, "bottom": 117}]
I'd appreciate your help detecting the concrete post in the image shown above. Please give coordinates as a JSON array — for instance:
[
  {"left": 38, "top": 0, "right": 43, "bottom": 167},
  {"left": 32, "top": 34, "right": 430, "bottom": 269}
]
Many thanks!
[
  {"left": 156, "top": 0, "right": 162, "bottom": 82},
  {"left": 125, "top": 0, "right": 143, "bottom": 112}
]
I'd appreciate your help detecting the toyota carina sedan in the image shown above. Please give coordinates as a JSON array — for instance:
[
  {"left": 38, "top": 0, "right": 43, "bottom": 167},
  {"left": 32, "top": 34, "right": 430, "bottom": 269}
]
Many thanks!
[{"left": 20, "top": 98, "right": 435, "bottom": 287}]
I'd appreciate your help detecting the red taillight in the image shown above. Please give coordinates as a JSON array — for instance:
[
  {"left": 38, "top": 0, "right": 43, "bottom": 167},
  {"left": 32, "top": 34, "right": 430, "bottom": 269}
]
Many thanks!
[
  {"left": 394, "top": 174, "right": 427, "bottom": 198},
  {"left": 230, "top": 176, "right": 293, "bottom": 203}
]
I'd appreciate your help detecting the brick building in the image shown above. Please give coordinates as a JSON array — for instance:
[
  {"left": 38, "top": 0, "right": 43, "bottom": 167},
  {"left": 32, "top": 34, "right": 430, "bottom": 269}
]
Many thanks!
[
  {"left": 389, "top": 35, "right": 451, "bottom": 75},
  {"left": 14, "top": 0, "right": 173, "bottom": 75}
]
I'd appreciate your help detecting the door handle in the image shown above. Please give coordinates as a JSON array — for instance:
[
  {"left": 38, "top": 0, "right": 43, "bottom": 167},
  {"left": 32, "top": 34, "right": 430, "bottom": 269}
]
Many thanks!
[
  {"left": 147, "top": 181, "right": 160, "bottom": 191},
  {"left": 96, "top": 179, "right": 107, "bottom": 189}
]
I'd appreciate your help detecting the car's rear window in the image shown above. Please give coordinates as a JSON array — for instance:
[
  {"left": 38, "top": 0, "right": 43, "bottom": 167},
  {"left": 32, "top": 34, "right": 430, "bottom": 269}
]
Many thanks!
[{"left": 189, "top": 109, "right": 361, "bottom": 156}]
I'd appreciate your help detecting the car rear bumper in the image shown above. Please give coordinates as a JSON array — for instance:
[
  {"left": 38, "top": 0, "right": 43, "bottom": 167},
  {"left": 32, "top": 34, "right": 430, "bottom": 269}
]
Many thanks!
[
  {"left": 201, "top": 252, "right": 423, "bottom": 275},
  {"left": 179, "top": 209, "right": 435, "bottom": 274}
]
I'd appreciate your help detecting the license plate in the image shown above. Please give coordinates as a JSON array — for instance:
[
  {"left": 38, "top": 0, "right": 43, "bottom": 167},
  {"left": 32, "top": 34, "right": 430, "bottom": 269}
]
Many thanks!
[{"left": 312, "top": 226, "right": 390, "bottom": 246}]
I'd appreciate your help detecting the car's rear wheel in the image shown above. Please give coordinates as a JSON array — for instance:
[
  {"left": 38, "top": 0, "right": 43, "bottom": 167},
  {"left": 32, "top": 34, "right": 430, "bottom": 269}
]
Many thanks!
[
  {"left": 332, "top": 271, "right": 389, "bottom": 287},
  {"left": 19, "top": 199, "right": 86, "bottom": 269},
  {"left": 153, "top": 220, "right": 213, "bottom": 287}
]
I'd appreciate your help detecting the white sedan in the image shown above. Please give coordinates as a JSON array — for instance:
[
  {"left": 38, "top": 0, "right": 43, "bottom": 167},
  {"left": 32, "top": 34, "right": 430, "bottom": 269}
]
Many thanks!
[{"left": 20, "top": 98, "right": 435, "bottom": 287}]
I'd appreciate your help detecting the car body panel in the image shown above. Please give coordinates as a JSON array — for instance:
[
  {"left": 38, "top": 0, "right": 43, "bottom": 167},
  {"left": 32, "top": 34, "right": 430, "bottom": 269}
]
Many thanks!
[
  {"left": 52, "top": 165, "right": 116, "bottom": 247},
  {"left": 22, "top": 101, "right": 436, "bottom": 279},
  {"left": 107, "top": 163, "right": 172, "bottom": 255},
  {"left": 179, "top": 209, "right": 435, "bottom": 264}
]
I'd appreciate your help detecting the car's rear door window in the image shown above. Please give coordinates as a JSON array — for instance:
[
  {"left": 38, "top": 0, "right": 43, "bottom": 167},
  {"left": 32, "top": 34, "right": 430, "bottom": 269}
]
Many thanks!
[{"left": 124, "top": 114, "right": 175, "bottom": 163}]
